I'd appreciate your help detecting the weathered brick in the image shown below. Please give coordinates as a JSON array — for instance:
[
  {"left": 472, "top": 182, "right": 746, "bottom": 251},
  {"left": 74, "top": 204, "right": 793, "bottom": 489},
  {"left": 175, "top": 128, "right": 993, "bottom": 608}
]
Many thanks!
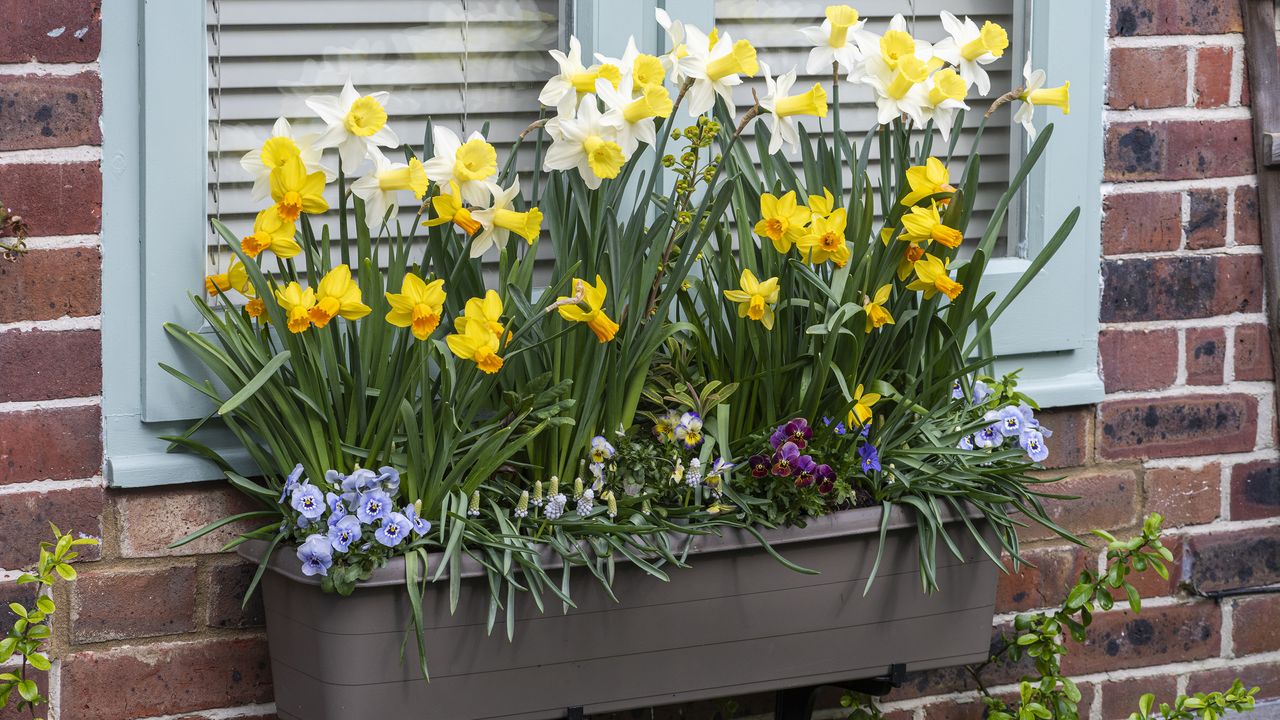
[
  {"left": 1099, "top": 393, "right": 1258, "bottom": 459},
  {"left": 924, "top": 699, "right": 986, "bottom": 720},
  {"left": 0, "top": 329, "right": 101, "bottom": 402},
  {"left": 997, "top": 544, "right": 1090, "bottom": 613},
  {"left": 0, "top": 670, "right": 48, "bottom": 720},
  {"left": 1126, "top": 534, "right": 1184, "bottom": 598},
  {"left": 0, "top": 485, "right": 103, "bottom": 567},
  {"left": 1102, "top": 673, "right": 1179, "bottom": 720},
  {"left": 60, "top": 638, "right": 272, "bottom": 720},
  {"left": 0, "top": 405, "right": 101, "bottom": 484},
  {"left": 205, "top": 561, "right": 265, "bottom": 629},
  {"left": 1102, "top": 192, "right": 1182, "bottom": 255},
  {"left": 1145, "top": 465, "right": 1220, "bottom": 526},
  {"left": 1188, "top": 662, "right": 1280, "bottom": 701},
  {"left": 1185, "top": 188, "right": 1228, "bottom": 250},
  {"left": 1233, "top": 324, "right": 1274, "bottom": 381},
  {"left": 1061, "top": 601, "right": 1220, "bottom": 675},
  {"left": 0, "top": 0, "right": 101, "bottom": 63},
  {"left": 1230, "top": 459, "right": 1280, "bottom": 521},
  {"left": 1037, "top": 406, "right": 1092, "bottom": 470},
  {"left": 1111, "top": 0, "right": 1242, "bottom": 36},
  {"left": 1194, "top": 46, "right": 1234, "bottom": 108},
  {"left": 1108, "top": 47, "right": 1187, "bottom": 109},
  {"left": 71, "top": 564, "right": 197, "bottom": 644},
  {"left": 1185, "top": 527, "right": 1280, "bottom": 593},
  {"left": 0, "top": 247, "right": 101, "bottom": 323},
  {"left": 1099, "top": 328, "right": 1178, "bottom": 393},
  {"left": 0, "top": 162, "right": 101, "bottom": 237},
  {"left": 1235, "top": 185, "right": 1260, "bottom": 245},
  {"left": 1185, "top": 326, "right": 1226, "bottom": 385},
  {"left": 0, "top": 72, "right": 102, "bottom": 152},
  {"left": 1101, "top": 255, "right": 1263, "bottom": 323},
  {"left": 0, "top": 580, "right": 37, "bottom": 637},
  {"left": 1233, "top": 594, "right": 1280, "bottom": 656},
  {"left": 1021, "top": 471, "right": 1140, "bottom": 543},
  {"left": 1105, "top": 120, "right": 1254, "bottom": 182},
  {"left": 116, "top": 482, "right": 262, "bottom": 558}
]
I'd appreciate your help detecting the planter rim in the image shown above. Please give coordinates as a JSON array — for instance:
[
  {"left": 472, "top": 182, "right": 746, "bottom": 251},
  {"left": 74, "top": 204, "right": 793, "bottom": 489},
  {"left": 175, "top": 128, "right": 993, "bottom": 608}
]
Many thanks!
[{"left": 238, "top": 502, "right": 984, "bottom": 589}]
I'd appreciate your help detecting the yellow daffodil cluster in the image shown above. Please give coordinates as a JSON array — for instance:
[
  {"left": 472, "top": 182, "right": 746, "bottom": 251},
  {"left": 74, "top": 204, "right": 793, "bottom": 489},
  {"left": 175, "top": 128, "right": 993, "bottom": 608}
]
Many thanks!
[
  {"left": 273, "top": 265, "right": 371, "bottom": 334},
  {"left": 754, "top": 189, "right": 851, "bottom": 268}
]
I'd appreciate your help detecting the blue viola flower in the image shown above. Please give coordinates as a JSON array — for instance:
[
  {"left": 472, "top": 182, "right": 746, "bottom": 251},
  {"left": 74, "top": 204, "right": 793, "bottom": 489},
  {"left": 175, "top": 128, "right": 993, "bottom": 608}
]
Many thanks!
[
  {"left": 279, "top": 463, "right": 305, "bottom": 504},
  {"left": 707, "top": 457, "right": 735, "bottom": 478},
  {"left": 356, "top": 489, "right": 393, "bottom": 524},
  {"left": 342, "top": 468, "right": 381, "bottom": 503},
  {"left": 328, "top": 515, "right": 361, "bottom": 553},
  {"left": 403, "top": 503, "right": 432, "bottom": 537},
  {"left": 858, "top": 443, "right": 882, "bottom": 473},
  {"left": 974, "top": 424, "right": 1002, "bottom": 449},
  {"left": 377, "top": 466, "right": 401, "bottom": 494},
  {"left": 973, "top": 380, "right": 993, "bottom": 405},
  {"left": 325, "top": 492, "right": 347, "bottom": 526},
  {"left": 324, "top": 468, "right": 345, "bottom": 489},
  {"left": 297, "top": 533, "right": 333, "bottom": 577},
  {"left": 290, "top": 483, "right": 326, "bottom": 520},
  {"left": 833, "top": 422, "right": 848, "bottom": 436},
  {"left": 950, "top": 379, "right": 964, "bottom": 400},
  {"left": 375, "top": 512, "right": 413, "bottom": 547},
  {"left": 958, "top": 435, "right": 975, "bottom": 451},
  {"left": 1020, "top": 428, "right": 1049, "bottom": 463}
]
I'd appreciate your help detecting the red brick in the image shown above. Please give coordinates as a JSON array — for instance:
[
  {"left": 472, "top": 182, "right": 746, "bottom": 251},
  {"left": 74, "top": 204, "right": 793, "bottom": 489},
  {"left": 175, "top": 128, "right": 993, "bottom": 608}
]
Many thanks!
[
  {"left": 1235, "top": 185, "right": 1261, "bottom": 245},
  {"left": 0, "top": 405, "right": 101, "bottom": 484},
  {"left": 1103, "top": 192, "right": 1182, "bottom": 255},
  {"left": 0, "top": 247, "right": 101, "bottom": 323},
  {"left": 1102, "top": 673, "right": 1179, "bottom": 720},
  {"left": 0, "top": 485, "right": 103, "bottom": 567},
  {"left": 997, "top": 544, "right": 1090, "bottom": 612},
  {"left": 1233, "top": 324, "right": 1274, "bottom": 381},
  {"left": 1021, "top": 471, "right": 1140, "bottom": 543},
  {"left": 0, "top": 162, "right": 101, "bottom": 236},
  {"left": 1037, "top": 406, "right": 1092, "bottom": 470},
  {"left": 1099, "top": 328, "right": 1178, "bottom": 393},
  {"left": 1111, "top": 0, "right": 1242, "bottom": 36},
  {"left": 1230, "top": 459, "right": 1280, "bottom": 520},
  {"left": 924, "top": 699, "right": 986, "bottom": 720},
  {"left": 1105, "top": 120, "right": 1254, "bottom": 182},
  {"left": 0, "top": 72, "right": 102, "bottom": 152},
  {"left": 1061, "top": 601, "right": 1220, "bottom": 675},
  {"left": 1232, "top": 594, "right": 1280, "bottom": 656},
  {"left": 0, "top": 0, "right": 101, "bottom": 63},
  {"left": 1126, "top": 535, "right": 1184, "bottom": 598},
  {"left": 1185, "top": 526, "right": 1280, "bottom": 592},
  {"left": 0, "top": 329, "right": 101, "bottom": 402},
  {"left": 0, "top": 670, "right": 48, "bottom": 720},
  {"left": 1101, "top": 255, "right": 1263, "bottom": 323},
  {"left": 205, "top": 561, "right": 265, "bottom": 629},
  {"left": 61, "top": 638, "right": 272, "bottom": 720},
  {"left": 71, "top": 564, "right": 197, "bottom": 643},
  {"left": 1188, "top": 662, "right": 1280, "bottom": 701},
  {"left": 116, "top": 482, "right": 262, "bottom": 558},
  {"left": 1145, "top": 465, "right": 1220, "bottom": 526},
  {"left": 1185, "top": 188, "right": 1228, "bottom": 249},
  {"left": 0, "top": 580, "right": 37, "bottom": 637},
  {"left": 1109, "top": 47, "right": 1187, "bottom": 109},
  {"left": 1099, "top": 393, "right": 1258, "bottom": 460},
  {"left": 1194, "top": 46, "right": 1234, "bottom": 108},
  {"left": 1185, "top": 326, "right": 1226, "bottom": 385}
]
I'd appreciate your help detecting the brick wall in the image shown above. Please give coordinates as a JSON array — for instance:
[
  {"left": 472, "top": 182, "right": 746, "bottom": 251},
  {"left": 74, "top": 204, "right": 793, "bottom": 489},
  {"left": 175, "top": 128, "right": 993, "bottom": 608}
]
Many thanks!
[{"left": 0, "top": 1, "right": 1276, "bottom": 719}]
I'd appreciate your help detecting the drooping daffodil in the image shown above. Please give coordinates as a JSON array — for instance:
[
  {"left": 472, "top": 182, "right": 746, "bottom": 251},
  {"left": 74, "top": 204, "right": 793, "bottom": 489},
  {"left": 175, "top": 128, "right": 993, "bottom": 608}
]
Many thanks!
[
  {"left": 469, "top": 179, "right": 544, "bottom": 258},
  {"left": 682, "top": 26, "right": 759, "bottom": 116},
  {"left": 269, "top": 157, "right": 329, "bottom": 223},
  {"left": 240, "top": 207, "right": 299, "bottom": 259},
  {"left": 454, "top": 290, "right": 505, "bottom": 339},
  {"left": 351, "top": 149, "right": 428, "bottom": 230},
  {"left": 759, "top": 61, "right": 829, "bottom": 155},
  {"left": 446, "top": 321, "right": 504, "bottom": 374},
  {"left": 808, "top": 188, "right": 837, "bottom": 219},
  {"left": 556, "top": 275, "right": 619, "bottom": 343},
  {"left": 933, "top": 13, "right": 1009, "bottom": 96},
  {"left": 240, "top": 117, "right": 330, "bottom": 201},
  {"left": 385, "top": 272, "right": 446, "bottom": 341},
  {"left": 908, "top": 253, "right": 965, "bottom": 300},
  {"left": 423, "top": 126, "right": 498, "bottom": 207},
  {"left": 275, "top": 281, "right": 317, "bottom": 334},
  {"left": 754, "top": 191, "right": 811, "bottom": 254},
  {"left": 723, "top": 268, "right": 780, "bottom": 330},
  {"left": 1014, "top": 56, "right": 1070, "bottom": 140},
  {"left": 309, "top": 264, "right": 371, "bottom": 329},
  {"left": 901, "top": 157, "right": 956, "bottom": 207},
  {"left": 848, "top": 383, "right": 881, "bottom": 427},
  {"left": 796, "top": 207, "right": 851, "bottom": 267},
  {"left": 900, "top": 202, "right": 964, "bottom": 249},
  {"left": 306, "top": 79, "right": 401, "bottom": 171},
  {"left": 862, "top": 284, "right": 895, "bottom": 333},
  {"left": 896, "top": 243, "right": 926, "bottom": 281},
  {"left": 543, "top": 98, "right": 627, "bottom": 190},
  {"left": 798, "top": 5, "right": 865, "bottom": 78},
  {"left": 423, "top": 181, "right": 482, "bottom": 237},
  {"left": 205, "top": 259, "right": 253, "bottom": 298}
]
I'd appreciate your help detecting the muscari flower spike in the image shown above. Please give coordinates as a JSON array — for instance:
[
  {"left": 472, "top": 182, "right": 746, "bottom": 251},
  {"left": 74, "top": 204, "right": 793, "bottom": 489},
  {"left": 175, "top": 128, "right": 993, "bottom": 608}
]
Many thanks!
[{"left": 514, "top": 490, "right": 530, "bottom": 519}]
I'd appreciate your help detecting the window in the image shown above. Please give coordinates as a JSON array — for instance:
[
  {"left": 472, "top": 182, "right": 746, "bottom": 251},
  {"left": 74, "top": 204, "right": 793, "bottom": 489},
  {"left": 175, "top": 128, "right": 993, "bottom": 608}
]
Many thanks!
[{"left": 101, "top": 0, "right": 1102, "bottom": 487}]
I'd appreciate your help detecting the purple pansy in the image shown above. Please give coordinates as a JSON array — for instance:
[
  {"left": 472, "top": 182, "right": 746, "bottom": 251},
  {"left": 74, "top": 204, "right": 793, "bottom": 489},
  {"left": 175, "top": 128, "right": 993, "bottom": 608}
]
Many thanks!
[
  {"left": 279, "top": 463, "right": 305, "bottom": 504},
  {"left": 748, "top": 454, "right": 770, "bottom": 478},
  {"left": 356, "top": 489, "right": 393, "bottom": 524},
  {"left": 290, "top": 483, "right": 326, "bottom": 520},
  {"left": 995, "top": 405, "right": 1030, "bottom": 437},
  {"left": 793, "top": 454, "right": 817, "bottom": 488},
  {"left": 772, "top": 441, "right": 801, "bottom": 477},
  {"left": 328, "top": 514, "right": 361, "bottom": 553},
  {"left": 958, "top": 435, "right": 975, "bottom": 451},
  {"left": 325, "top": 492, "right": 347, "bottom": 526},
  {"left": 771, "top": 418, "right": 812, "bottom": 450},
  {"left": 815, "top": 464, "right": 836, "bottom": 495},
  {"left": 375, "top": 512, "right": 413, "bottom": 547},
  {"left": 974, "top": 424, "right": 1002, "bottom": 449},
  {"left": 1020, "top": 429, "right": 1049, "bottom": 463},
  {"left": 297, "top": 533, "right": 333, "bottom": 577},
  {"left": 403, "top": 503, "right": 432, "bottom": 536}
]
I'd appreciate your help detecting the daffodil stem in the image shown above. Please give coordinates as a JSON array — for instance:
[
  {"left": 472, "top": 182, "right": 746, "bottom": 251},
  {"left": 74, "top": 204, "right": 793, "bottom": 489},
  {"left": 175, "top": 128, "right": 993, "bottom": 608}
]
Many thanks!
[
  {"left": 518, "top": 118, "right": 547, "bottom": 141},
  {"left": 673, "top": 78, "right": 695, "bottom": 113},
  {"left": 985, "top": 86, "right": 1025, "bottom": 118},
  {"left": 732, "top": 97, "right": 762, "bottom": 140}
]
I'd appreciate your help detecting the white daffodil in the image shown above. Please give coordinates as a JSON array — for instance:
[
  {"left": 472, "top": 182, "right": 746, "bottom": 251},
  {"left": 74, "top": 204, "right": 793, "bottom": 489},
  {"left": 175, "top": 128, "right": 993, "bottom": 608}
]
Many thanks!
[
  {"left": 857, "top": 16, "right": 936, "bottom": 126},
  {"left": 539, "top": 35, "right": 621, "bottom": 115},
  {"left": 596, "top": 75, "right": 673, "bottom": 155},
  {"left": 595, "top": 36, "right": 668, "bottom": 92},
  {"left": 543, "top": 97, "right": 628, "bottom": 190},
  {"left": 306, "top": 79, "right": 401, "bottom": 172},
  {"left": 913, "top": 67, "right": 970, "bottom": 142},
  {"left": 1013, "top": 56, "right": 1070, "bottom": 140},
  {"left": 758, "top": 62, "right": 829, "bottom": 155},
  {"left": 350, "top": 149, "right": 428, "bottom": 231},
  {"left": 682, "top": 26, "right": 759, "bottom": 117},
  {"left": 469, "top": 179, "right": 544, "bottom": 258},
  {"left": 423, "top": 125, "right": 498, "bottom": 208},
  {"left": 655, "top": 8, "right": 690, "bottom": 84},
  {"left": 933, "top": 12, "right": 1009, "bottom": 96},
  {"left": 798, "top": 5, "right": 865, "bottom": 78},
  {"left": 240, "top": 117, "right": 331, "bottom": 202}
]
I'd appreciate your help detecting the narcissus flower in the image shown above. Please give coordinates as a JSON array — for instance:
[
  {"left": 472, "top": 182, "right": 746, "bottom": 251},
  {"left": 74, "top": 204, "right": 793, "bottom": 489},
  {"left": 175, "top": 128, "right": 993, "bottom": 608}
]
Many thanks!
[
  {"left": 306, "top": 79, "right": 400, "bottom": 170},
  {"left": 798, "top": 4, "right": 865, "bottom": 77},
  {"left": 423, "top": 181, "right": 483, "bottom": 236},
  {"left": 683, "top": 26, "right": 759, "bottom": 116},
  {"left": 385, "top": 272, "right": 446, "bottom": 341},
  {"left": 908, "top": 253, "right": 964, "bottom": 300},
  {"left": 446, "top": 322, "right": 504, "bottom": 374},
  {"left": 918, "top": 67, "right": 969, "bottom": 141},
  {"left": 848, "top": 384, "right": 881, "bottom": 427},
  {"left": 275, "top": 281, "right": 317, "bottom": 334},
  {"left": 241, "top": 207, "right": 300, "bottom": 259},
  {"left": 310, "top": 264, "right": 371, "bottom": 328},
  {"left": 455, "top": 289, "right": 506, "bottom": 340},
  {"left": 351, "top": 150, "right": 428, "bottom": 230},
  {"left": 470, "top": 179, "right": 543, "bottom": 257},
  {"left": 205, "top": 259, "right": 252, "bottom": 298},
  {"left": 543, "top": 99, "right": 627, "bottom": 190},
  {"left": 863, "top": 284, "right": 895, "bottom": 332},
  {"left": 597, "top": 76, "right": 673, "bottom": 154},
  {"left": 901, "top": 157, "right": 956, "bottom": 207},
  {"left": 897, "top": 241, "right": 926, "bottom": 280},
  {"left": 934, "top": 13, "right": 1008, "bottom": 95},
  {"left": 797, "top": 207, "right": 851, "bottom": 266},
  {"left": 270, "top": 157, "right": 329, "bottom": 223},
  {"left": 857, "top": 15, "right": 936, "bottom": 124},
  {"left": 245, "top": 297, "right": 266, "bottom": 319},
  {"left": 424, "top": 126, "right": 498, "bottom": 207},
  {"left": 754, "top": 191, "right": 811, "bottom": 253},
  {"left": 723, "top": 268, "right": 780, "bottom": 330},
  {"left": 540, "top": 35, "right": 620, "bottom": 114},
  {"left": 808, "top": 188, "right": 837, "bottom": 219},
  {"left": 1015, "top": 57, "right": 1070, "bottom": 140},
  {"left": 900, "top": 202, "right": 964, "bottom": 248},
  {"left": 556, "top": 275, "right": 619, "bottom": 343},
  {"left": 240, "top": 117, "right": 330, "bottom": 201},
  {"left": 759, "top": 62, "right": 829, "bottom": 155},
  {"left": 655, "top": 8, "right": 691, "bottom": 84}
]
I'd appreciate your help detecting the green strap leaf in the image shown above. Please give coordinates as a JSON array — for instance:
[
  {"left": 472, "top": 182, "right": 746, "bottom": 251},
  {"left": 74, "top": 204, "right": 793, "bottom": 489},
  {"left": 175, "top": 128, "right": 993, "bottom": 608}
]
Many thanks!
[{"left": 218, "top": 350, "right": 292, "bottom": 416}]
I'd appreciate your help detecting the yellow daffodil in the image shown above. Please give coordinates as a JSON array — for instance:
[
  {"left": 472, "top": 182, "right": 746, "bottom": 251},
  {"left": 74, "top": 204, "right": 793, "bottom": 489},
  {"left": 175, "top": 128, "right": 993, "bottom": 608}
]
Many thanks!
[
  {"left": 471, "top": 180, "right": 543, "bottom": 257},
  {"left": 240, "top": 117, "right": 330, "bottom": 201},
  {"left": 309, "top": 265, "right": 371, "bottom": 328},
  {"left": 808, "top": 188, "right": 837, "bottom": 219},
  {"left": 723, "top": 268, "right": 780, "bottom": 330},
  {"left": 631, "top": 53, "right": 666, "bottom": 89},
  {"left": 879, "top": 29, "right": 917, "bottom": 70},
  {"left": 455, "top": 290, "right": 505, "bottom": 339},
  {"left": 424, "top": 181, "right": 482, "bottom": 236},
  {"left": 962, "top": 21, "right": 1008, "bottom": 61},
  {"left": 241, "top": 207, "right": 300, "bottom": 259},
  {"left": 571, "top": 63, "right": 622, "bottom": 93},
  {"left": 446, "top": 322, "right": 504, "bottom": 375},
  {"left": 928, "top": 68, "right": 968, "bottom": 108},
  {"left": 270, "top": 157, "right": 329, "bottom": 223},
  {"left": 205, "top": 259, "right": 253, "bottom": 297},
  {"left": 754, "top": 191, "right": 811, "bottom": 254},
  {"left": 760, "top": 63, "right": 829, "bottom": 154},
  {"left": 908, "top": 253, "right": 964, "bottom": 300},
  {"left": 1015, "top": 58, "right": 1069, "bottom": 140},
  {"left": 306, "top": 80, "right": 400, "bottom": 170},
  {"left": 901, "top": 157, "right": 956, "bottom": 207},
  {"left": 706, "top": 38, "right": 758, "bottom": 82},
  {"left": 848, "top": 384, "right": 881, "bottom": 427},
  {"left": 897, "top": 242, "right": 925, "bottom": 280},
  {"left": 424, "top": 126, "right": 498, "bottom": 207},
  {"left": 556, "top": 275, "right": 619, "bottom": 343},
  {"left": 863, "top": 284, "right": 895, "bottom": 333},
  {"left": 796, "top": 208, "right": 851, "bottom": 267},
  {"left": 900, "top": 202, "right": 964, "bottom": 249},
  {"left": 684, "top": 28, "right": 758, "bottom": 116},
  {"left": 275, "top": 282, "right": 317, "bottom": 334},
  {"left": 935, "top": 14, "right": 1008, "bottom": 95},
  {"left": 385, "top": 272, "right": 446, "bottom": 341},
  {"left": 542, "top": 101, "right": 626, "bottom": 190},
  {"left": 245, "top": 297, "right": 267, "bottom": 320},
  {"left": 799, "top": 5, "right": 862, "bottom": 76}
]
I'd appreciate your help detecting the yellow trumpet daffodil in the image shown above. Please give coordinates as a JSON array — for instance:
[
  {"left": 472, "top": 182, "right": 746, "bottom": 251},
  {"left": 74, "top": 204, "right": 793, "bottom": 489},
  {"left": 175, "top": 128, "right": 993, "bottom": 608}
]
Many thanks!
[
  {"left": 934, "top": 13, "right": 1008, "bottom": 95},
  {"left": 848, "top": 384, "right": 881, "bottom": 427},
  {"left": 632, "top": 53, "right": 666, "bottom": 89},
  {"left": 556, "top": 275, "right": 619, "bottom": 343},
  {"left": 305, "top": 79, "right": 400, "bottom": 170},
  {"left": 455, "top": 289, "right": 506, "bottom": 339},
  {"left": 808, "top": 188, "right": 837, "bottom": 219},
  {"left": 863, "top": 284, "right": 895, "bottom": 333},
  {"left": 879, "top": 28, "right": 917, "bottom": 70},
  {"left": 908, "top": 253, "right": 964, "bottom": 300},
  {"left": 900, "top": 202, "right": 964, "bottom": 249},
  {"left": 385, "top": 272, "right": 446, "bottom": 341},
  {"left": 424, "top": 181, "right": 483, "bottom": 236},
  {"left": 270, "top": 157, "right": 329, "bottom": 223},
  {"left": 446, "top": 322, "right": 504, "bottom": 375},
  {"left": 205, "top": 259, "right": 253, "bottom": 297},
  {"left": 241, "top": 207, "right": 300, "bottom": 259},
  {"left": 351, "top": 151, "right": 429, "bottom": 230},
  {"left": 471, "top": 179, "right": 544, "bottom": 258},
  {"left": 760, "top": 62, "right": 828, "bottom": 154},
  {"left": 799, "top": 5, "right": 862, "bottom": 76},
  {"left": 754, "top": 191, "right": 811, "bottom": 254},
  {"left": 1015, "top": 58, "right": 1070, "bottom": 140},
  {"left": 543, "top": 100, "right": 627, "bottom": 190},
  {"left": 309, "top": 265, "right": 371, "bottom": 328},
  {"left": 683, "top": 27, "right": 758, "bottom": 116},
  {"left": 423, "top": 126, "right": 498, "bottom": 207},
  {"left": 245, "top": 297, "right": 267, "bottom": 320},
  {"left": 896, "top": 242, "right": 925, "bottom": 281},
  {"left": 901, "top": 157, "right": 956, "bottom": 207},
  {"left": 275, "top": 282, "right": 317, "bottom": 334},
  {"left": 723, "top": 268, "right": 780, "bottom": 330},
  {"left": 240, "top": 117, "right": 330, "bottom": 201},
  {"left": 796, "top": 207, "right": 851, "bottom": 267}
]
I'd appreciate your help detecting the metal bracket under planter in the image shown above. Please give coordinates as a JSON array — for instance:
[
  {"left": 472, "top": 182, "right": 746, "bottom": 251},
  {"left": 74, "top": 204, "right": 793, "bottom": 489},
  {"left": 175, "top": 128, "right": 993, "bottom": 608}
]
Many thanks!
[{"left": 773, "top": 663, "right": 907, "bottom": 720}]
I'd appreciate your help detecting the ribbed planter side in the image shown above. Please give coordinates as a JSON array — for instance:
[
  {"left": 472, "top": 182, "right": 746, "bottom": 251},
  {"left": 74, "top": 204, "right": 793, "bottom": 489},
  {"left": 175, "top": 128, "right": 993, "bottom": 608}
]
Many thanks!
[{"left": 241, "top": 505, "right": 1000, "bottom": 720}]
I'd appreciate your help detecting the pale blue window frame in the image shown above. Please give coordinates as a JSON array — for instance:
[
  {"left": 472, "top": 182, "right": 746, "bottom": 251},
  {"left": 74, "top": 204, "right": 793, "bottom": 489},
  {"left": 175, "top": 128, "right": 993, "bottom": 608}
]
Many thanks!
[{"left": 100, "top": 0, "right": 1101, "bottom": 488}]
